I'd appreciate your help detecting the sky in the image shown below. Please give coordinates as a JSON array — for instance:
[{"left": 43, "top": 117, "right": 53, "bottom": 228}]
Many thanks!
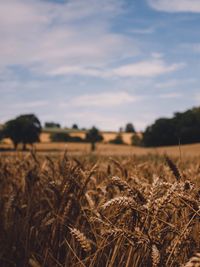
[{"left": 0, "top": 0, "right": 200, "bottom": 131}]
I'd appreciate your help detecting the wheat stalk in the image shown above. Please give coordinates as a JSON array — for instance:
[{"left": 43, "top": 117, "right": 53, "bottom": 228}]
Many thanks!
[{"left": 69, "top": 227, "right": 92, "bottom": 252}]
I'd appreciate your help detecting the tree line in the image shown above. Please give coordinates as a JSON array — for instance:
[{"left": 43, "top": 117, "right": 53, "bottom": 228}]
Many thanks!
[
  {"left": 143, "top": 107, "right": 200, "bottom": 147},
  {"left": 0, "top": 106, "right": 199, "bottom": 150},
  {"left": 0, "top": 114, "right": 136, "bottom": 151}
]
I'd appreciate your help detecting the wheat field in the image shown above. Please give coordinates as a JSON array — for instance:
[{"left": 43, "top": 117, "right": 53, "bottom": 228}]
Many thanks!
[
  {"left": 0, "top": 152, "right": 200, "bottom": 267},
  {"left": 1, "top": 142, "right": 200, "bottom": 158}
]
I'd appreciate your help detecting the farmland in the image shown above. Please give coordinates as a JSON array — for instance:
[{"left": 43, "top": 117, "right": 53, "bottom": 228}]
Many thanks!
[
  {"left": 1, "top": 140, "right": 200, "bottom": 157},
  {"left": 0, "top": 149, "right": 200, "bottom": 266},
  {"left": 1, "top": 121, "right": 200, "bottom": 267}
]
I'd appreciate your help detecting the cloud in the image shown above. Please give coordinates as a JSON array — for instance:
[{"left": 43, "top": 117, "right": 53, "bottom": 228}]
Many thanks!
[
  {"left": 0, "top": 0, "right": 137, "bottom": 75},
  {"left": 195, "top": 93, "right": 200, "bottom": 102},
  {"left": 62, "top": 111, "right": 126, "bottom": 130},
  {"left": 183, "top": 43, "right": 200, "bottom": 53},
  {"left": 0, "top": 0, "right": 185, "bottom": 81},
  {"left": 49, "top": 58, "right": 184, "bottom": 78},
  {"left": 13, "top": 100, "right": 48, "bottom": 109},
  {"left": 193, "top": 44, "right": 200, "bottom": 53},
  {"left": 129, "top": 27, "right": 155, "bottom": 34},
  {"left": 148, "top": 0, "right": 200, "bottom": 13},
  {"left": 112, "top": 59, "right": 184, "bottom": 78},
  {"left": 48, "top": 66, "right": 100, "bottom": 76},
  {"left": 155, "top": 79, "right": 181, "bottom": 89},
  {"left": 68, "top": 92, "right": 138, "bottom": 108},
  {"left": 159, "top": 93, "right": 182, "bottom": 98},
  {"left": 155, "top": 78, "right": 196, "bottom": 89}
]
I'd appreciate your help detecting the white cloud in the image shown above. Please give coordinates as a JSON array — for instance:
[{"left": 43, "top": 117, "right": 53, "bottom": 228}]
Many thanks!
[
  {"left": 112, "top": 59, "right": 184, "bottom": 78},
  {"left": 195, "top": 93, "right": 200, "bottom": 102},
  {"left": 185, "top": 43, "right": 200, "bottom": 53},
  {"left": 155, "top": 78, "right": 195, "bottom": 89},
  {"left": 49, "top": 58, "right": 184, "bottom": 78},
  {"left": 0, "top": 0, "right": 137, "bottom": 75},
  {"left": 68, "top": 92, "right": 138, "bottom": 108},
  {"left": 193, "top": 44, "right": 200, "bottom": 52},
  {"left": 48, "top": 66, "right": 101, "bottom": 77},
  {"left": 148, "top": 0, "right": 200, "bottom": 13},
  {"left": 0, "top": 0, "right": 185, "bottom": 81},
  {"left": 62, "top": 111, "right": 125, "bottom": 130},
  {"left": 129, "top": 27, "right": 155, "bottom": 34},
  {"left": 159, "top": 92, "right": 182, "bottom": 98},
  {"left": 155, "top": 80, "right": 180, "bottom": 89},
  {"left": 13, "top": 100, "right": 48, "bottom": 109}
]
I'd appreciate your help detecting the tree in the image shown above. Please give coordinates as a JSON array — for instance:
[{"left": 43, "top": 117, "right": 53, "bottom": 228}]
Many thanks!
[
  {"left": 0, "top": 129, "right": 3, "bottom": 145},
  {"left": 45, "top": 122, "right": 61, "bottom": 128},
  {"left": 85, "top": 127, "right": 103, "bottom": 151},
  {"left": 50, "top": 132, "right": 84, "bottom": 143},
  {"left": 4, "top": 114, "right": 41, "bottom": 150},
  {"left": 143, "top": 118, "right": 177, "bottom": 147},
  {"left": 125, "top": 123, "right": 135, "bottom": 133},
  {"left": 131, "top": 134, "right": 143, "bottom": 146},
  {"left": 50, "top": 132, "right": 70, "bottom": 142},
  {"left": 143, "top": 106, "right": 200, "bottom": 147},
  {"left": 72, "top": 124, "right": 78, "bottom": 130},
  {"left": 109, "top": 134, "right": 124, "bottom": 145}
]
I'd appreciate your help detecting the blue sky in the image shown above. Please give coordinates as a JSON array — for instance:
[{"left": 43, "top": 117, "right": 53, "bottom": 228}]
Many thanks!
[{"left": 0, "top": 0, "right": 200, "bottom": 130}]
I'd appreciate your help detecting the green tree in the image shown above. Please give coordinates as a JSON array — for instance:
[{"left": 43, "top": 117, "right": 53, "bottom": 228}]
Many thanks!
[
  {"left": 72, "top": 124, "right": 78, "bottom": 130},
  {"left": 131, "top": 134, "right": 142, "bottom": 146},
  {"left": 0, "top": 128, "right": 3, "bottom": 143},
  {"left": 50, "top": 132, "right": 84, "bottom": 143},
  {"left": 109, "top": 134, "right": 124, "bottom": 145},
  {"left": 143, "top": 118, "right": 177, "bottom": 147},
  {"left": 143, "top": 107, "right": 200, "bottom": 147},
  {"left": 4, "top": 114, "right": 41, "bottom": 150},
  {"left": 85, "top": 127, "right": 103, "bottom": 151},
  {"left": 50, "top": 132, "right": 70, "bottom": 142},
  {"left": 45, "top": 122, "right": 61, "bottom": 128},
  {"left": 125, "top": 123, "right": 135, "bottom": 133}
]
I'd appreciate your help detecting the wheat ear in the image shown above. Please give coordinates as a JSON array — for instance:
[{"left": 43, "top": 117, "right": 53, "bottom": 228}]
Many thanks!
[
  {"left": 69, "top": 227, "right": 92, "bottom": 252},
  {"left": 183, "top": 253, "right": 200, "bottom": 267}
]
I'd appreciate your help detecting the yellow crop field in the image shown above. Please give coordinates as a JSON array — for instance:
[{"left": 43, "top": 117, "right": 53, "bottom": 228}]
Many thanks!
[
  {"left": 1, "top": 140, "right": 200, "bottom": 157},
  {"left": 40, "top": 131, "right": 136, "bottom": 144},
  {"left": 0, "top": 152, "right": 199, "bottom": 267}
]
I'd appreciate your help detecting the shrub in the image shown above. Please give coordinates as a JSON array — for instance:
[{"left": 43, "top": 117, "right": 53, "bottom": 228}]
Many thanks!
[
  {"left": 109, "top": 134, "right": 124, "bottom": 144},
  {"left": 131, "top": 134, "right": 143, "bottom": 146},
  {"left": 50, "top": 132, "right": 70, "bottom": 142},
  {"left": 50, "top": 132, "right": 85, "bottom": 143}
]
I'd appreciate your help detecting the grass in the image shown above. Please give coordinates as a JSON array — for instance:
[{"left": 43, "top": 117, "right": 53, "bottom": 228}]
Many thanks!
[{"left": 0, "top": 151, "right": 199, "bottom": 266}]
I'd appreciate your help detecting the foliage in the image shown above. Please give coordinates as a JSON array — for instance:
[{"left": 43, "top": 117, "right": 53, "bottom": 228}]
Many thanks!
[
  {"left": 0, "top": 154, "right": 199, "bottom": 267},
  {"left": 0, "top": 128, "right": 3, "bottom": 142},
  {"left": 143, "top": 107, "right": 200, "bottom": 147},
  {"left": 85, "top": 126, "right": 103, "bottom": 151},
  {"left": 3, "top": 114, "right": 41, "bottom": 149},
  {"left": 50, "top": 132, "right": 84, "bottom": 143},
  {"left": 125, "top": 122, "right": 135, "bottom": 133},
  {"left": 143, "top": 118, "right": 177, "bottom": 147},
  {"left": 45, "top": 122, "right": 61, "bottom": 128},
  {"left": 50, "top": 132, "right": 70, "bottom": 142},
  {"left": 131, "top": 134, "right": 143, "bottom": 146},
  {"left": 109, "top": 134, "right": 124, "bottom": 144},
  {"left": 72, "top": 124, "right": 78, "bottom": 129}
]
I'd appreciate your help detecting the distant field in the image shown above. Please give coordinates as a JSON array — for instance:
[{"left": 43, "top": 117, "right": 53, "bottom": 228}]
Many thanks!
[
  {"left": 1, "top": 141, "right": 200, "bottom": 157},
  {"left": 40, "top": 130, "right": 135, "bottom": 144}
]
